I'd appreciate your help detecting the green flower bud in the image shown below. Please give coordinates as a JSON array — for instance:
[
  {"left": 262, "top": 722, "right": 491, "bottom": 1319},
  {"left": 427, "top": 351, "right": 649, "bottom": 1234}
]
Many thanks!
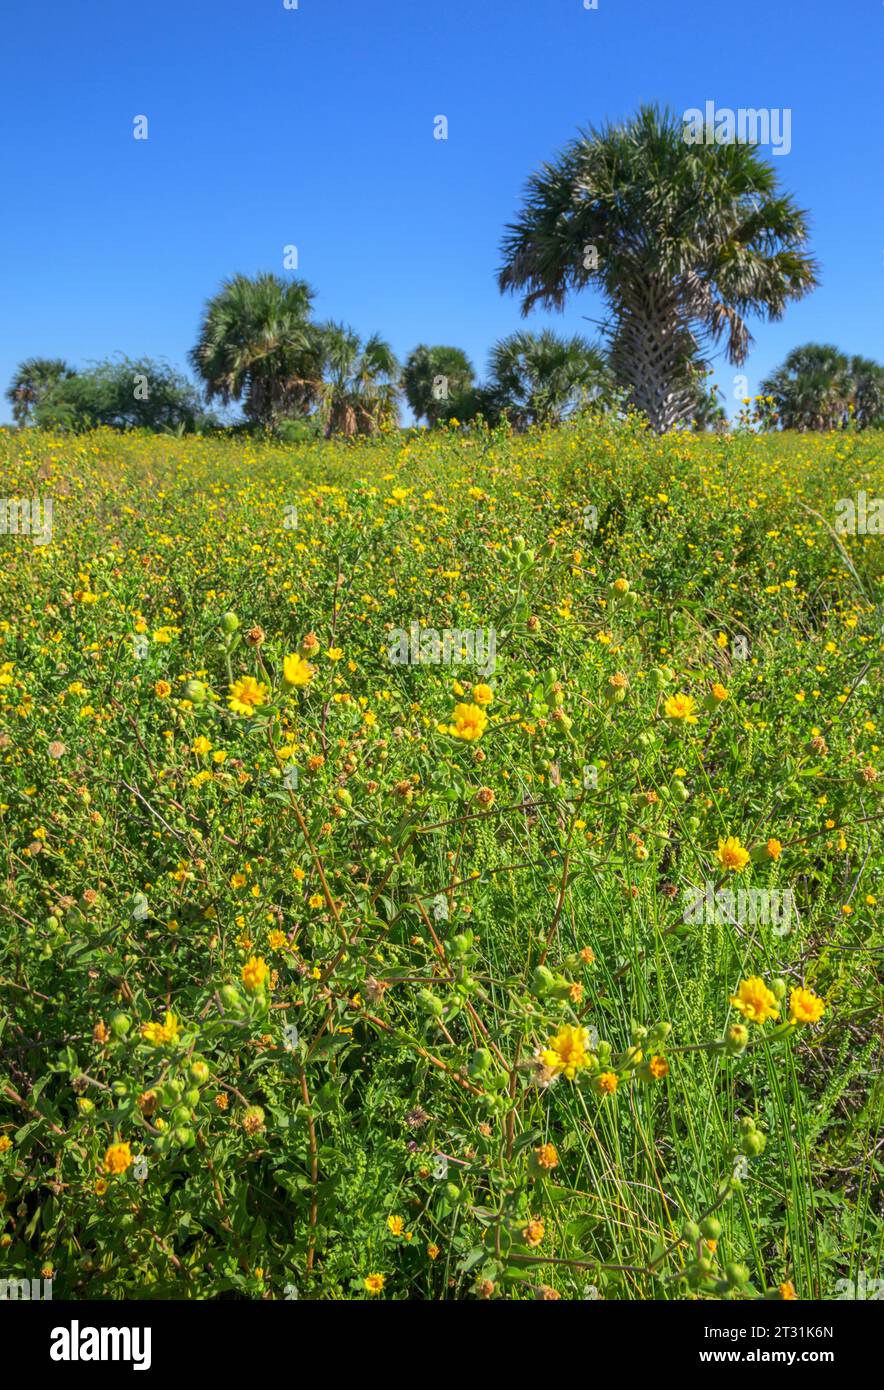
[
  {"left": 219, "top": 984, "right": 245, "bottom": 1014},
  {"left": 699, "top": 1216, "right": 721, "bottom": 1240},
  {"left": 220, "top": 612, "right": 239, "bottom": 634},
  {"left": 725, "top": 1262, "right": 749, "bottom": 1287},
  {"left": 741, "top": 1130, "right": 766, "bottom": 1157},
  {"left": 530, "top": 965, "right": 556, "bottom": 997},
  {"left": 724, "top": 1023, "right": 749, "bottom": 1055},
  {"left": 189, "top": 1060, "right": 210, "bottom": 1085},
  {"left": 468, "top": 1048, "right": 491, "bottom": 1077},
  {"left": 110, "top": 1012, "right": 132, "bottom": 1038},
  {"left": 771, "top": 977, "right": 787, "bottom": 1001},
  {"left": 183, "top": 679, "right": 207, "bottom": 704},
  {"left": 682, "top": 1220, "right": 701, "bottom": 1243}
]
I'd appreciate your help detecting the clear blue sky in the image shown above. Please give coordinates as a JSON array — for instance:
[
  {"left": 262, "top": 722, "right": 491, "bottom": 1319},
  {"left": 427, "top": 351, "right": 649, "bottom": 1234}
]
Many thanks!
[{"left": 1, "top": 0, "right": 881, "bottom": 423}]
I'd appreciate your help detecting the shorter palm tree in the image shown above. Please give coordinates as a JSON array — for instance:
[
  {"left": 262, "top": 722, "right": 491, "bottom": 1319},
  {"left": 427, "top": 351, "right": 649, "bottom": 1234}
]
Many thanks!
[
  {"left": 5, "top": 358, "right": 76, "bottom": 425},
  {"left": 487, "top": 330, "right": 612, "bottom": 430},
  {"left": 849, "top": 356, "right": 884, "bottom": 430},
  {"left": 760, "top": 344, "right": 853, "bottom": 430},
  {"left": 401, "top": 345, "right": 476, "bottom": 426},
  {"left": 317, "top": 324, "right": 400, "bottom": 438},
  {"left": 190, "top": 273, "right": 322, "bottom": 432}
]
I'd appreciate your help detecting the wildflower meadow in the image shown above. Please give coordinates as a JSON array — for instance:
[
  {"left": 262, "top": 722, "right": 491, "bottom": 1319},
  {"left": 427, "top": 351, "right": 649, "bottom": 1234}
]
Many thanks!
[{"left": 1, "top": 416, "right": 881, "bottom": 1302}]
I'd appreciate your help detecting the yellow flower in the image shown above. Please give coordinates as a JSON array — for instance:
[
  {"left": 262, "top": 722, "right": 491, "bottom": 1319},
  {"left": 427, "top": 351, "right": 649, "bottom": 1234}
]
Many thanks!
[
  {"left": 730, "top": 976, "right": 779, "bottom": 1025},
  {"left": 267, "top": 929, "right": 288, "bottom": 952},
  {"left": 283, "top": 654, "right": 315, "bottom": 687},
  {"left": 103, "top": 1142, "right": 133, "bottom": 1176},
  {"left": 535, "top": 1143, "right": 559, "bottom": 1170},
  {"left": 447, "top": 702, "right": 488, "bottom": 741},
  {"left": 471, "top": 683, "right": 493, "bottom": 707},
  {"left": 664, "top": 693, "right": 698, "bottom": 724},
  {"left": 766, "top": 837, "right": 783, "bottom": 861},
  {"left": 710, "top": 683, "right": 729, "bottom": 703},
  {"left": 649, "top": 1055, "right": 669, "bottom": 1079},
  {"left": 141, "top": 1012, "right": 180, "bottom": 1046},
  {"left": 779, "top": 1281, "right": 798, "bottom": 1300},
  {"left": 0, "top": 1136, "right": 12, "bottom": 1153},
  {"left": 596, "top": 1071, "right": 619, "bottom": 1095},
  {"left": 241, "top": 956, "right": 269, "bottom": 993},
  {"left": 717, "top": 835, "right": 750, "bottom": 872},
  {"left": 541, "top": 1024, "right": 592, "bottom": 1080},
  {"left": 427, "top": 1243, "right": 440, "bottom": 1261},
  {"left": 364, "top": 1273, "right": 386, "bottom": 1295},
  {"left": 154, "top": 680, "right": 171, "bottom": 699},
  {"left": 308, "top": 893, "right": 324, "bottom": 909},
  {"left": 788, "top": 986, "right": 825, "bottom": 1026},
  {"left": 228, "top": 676, "right": 269, "bottom": 715},
  {"left": 387, "top": 1215, "right": 404, "bottom": 1236},
  {"left": 192, "top": 736, "right": 212, "bottom": 756}
]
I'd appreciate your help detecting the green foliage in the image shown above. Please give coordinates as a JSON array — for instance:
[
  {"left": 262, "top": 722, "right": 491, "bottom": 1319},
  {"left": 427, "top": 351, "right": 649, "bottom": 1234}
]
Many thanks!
[
  {"left": 0, "top": 416, "right": 880, "bottom": 1300},
  {"left": 32, "top": 357, "right": 212, "bottom": 434}
]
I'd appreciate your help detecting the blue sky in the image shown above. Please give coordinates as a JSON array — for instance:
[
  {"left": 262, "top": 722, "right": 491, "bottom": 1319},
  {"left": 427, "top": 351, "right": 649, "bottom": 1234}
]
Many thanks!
[{"left": 1, "top": 0, "right": 881, "bottom": 423}]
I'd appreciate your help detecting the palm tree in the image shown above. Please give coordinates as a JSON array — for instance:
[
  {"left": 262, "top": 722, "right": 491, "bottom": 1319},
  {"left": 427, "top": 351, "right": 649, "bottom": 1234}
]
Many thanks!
[
  {"left": 401, "top": 345, "right": 476, "bottom": 426},
  {"left": 6, "top": 358, "right": 76, "bottom": 426},
  {"left": 498, "top": 105, "right": 818, "bottom": 432},
  {"left": 487, "top": 330, "right": 611, "bottom": 430},
  {"left": 190, "top": 274, "right": 322, "bottom": 431},
  {"left": 849, "top": 355, "right": 884, "bottom": 430},
  {"left": 760, "top": 344, "right": 852, "bottom": 430},
  {"left": 317, "top": 324, "right": 400, "bottom": 438}
]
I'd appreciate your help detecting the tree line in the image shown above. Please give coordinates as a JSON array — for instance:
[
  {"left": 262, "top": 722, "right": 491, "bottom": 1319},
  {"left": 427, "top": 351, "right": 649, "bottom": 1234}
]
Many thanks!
[{"left": 6, "top": 107, "right": 883, "bottom": 437}]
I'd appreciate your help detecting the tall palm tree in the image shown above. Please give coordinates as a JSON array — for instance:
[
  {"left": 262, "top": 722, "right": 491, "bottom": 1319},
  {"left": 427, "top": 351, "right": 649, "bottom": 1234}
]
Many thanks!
[
  {"left": 190, "top": 274, "right": 322, "bottom": 431},
  {"left": 487, "top": 330, "right": 611, "bottom": 430},
  {"left": 760, "top": 344, "right": 852, "bottom": 431},
  {"left": 317, "top": 324, "right": 400, "bottom": 438},
  {"left": 401, "top": 345, "right": 476, "bottom": 426},
  {"left": 5, "top": 358, "right": 76, "bottom": 426},
  {"left": 498, "top": 105, "right": 818, "bottom": 432}
]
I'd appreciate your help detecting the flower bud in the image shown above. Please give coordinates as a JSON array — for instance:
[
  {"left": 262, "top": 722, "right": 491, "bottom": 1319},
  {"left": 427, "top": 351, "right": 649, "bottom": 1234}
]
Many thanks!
[
  {"left": 724, "top": 1023, "right": 749, "bottom": 1055},
  {"left": 183, "top": 679, "right": 207, "bottom": 704},
  {"left": 530, "top": 965, "right": 556, "bottom": 997}
]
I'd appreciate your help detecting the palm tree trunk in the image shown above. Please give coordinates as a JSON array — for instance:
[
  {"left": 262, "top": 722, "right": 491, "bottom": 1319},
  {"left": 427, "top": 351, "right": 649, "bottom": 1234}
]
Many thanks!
[{"left": 611, "top": 287, "right": 699, "bottom": 432}]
